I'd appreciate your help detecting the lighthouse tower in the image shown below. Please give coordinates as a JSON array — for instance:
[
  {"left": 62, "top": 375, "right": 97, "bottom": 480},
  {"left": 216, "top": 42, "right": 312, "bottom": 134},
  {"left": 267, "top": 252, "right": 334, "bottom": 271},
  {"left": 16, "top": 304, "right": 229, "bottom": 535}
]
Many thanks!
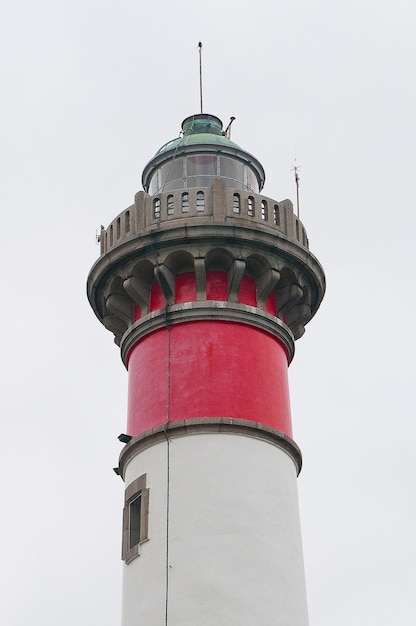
[{"left": 87, "top": 113, "right": 325, "bottom": 625}]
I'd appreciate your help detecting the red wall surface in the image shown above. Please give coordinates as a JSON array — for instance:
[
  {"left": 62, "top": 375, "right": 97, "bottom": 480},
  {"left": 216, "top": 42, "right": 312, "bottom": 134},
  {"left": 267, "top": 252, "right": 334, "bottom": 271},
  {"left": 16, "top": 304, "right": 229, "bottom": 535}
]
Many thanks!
[
  {"left": 146, "top": 271, "right": 261, "bottom": 315},
  {"left": 127, "top": 320, "right": 292, "bottom": 437}
]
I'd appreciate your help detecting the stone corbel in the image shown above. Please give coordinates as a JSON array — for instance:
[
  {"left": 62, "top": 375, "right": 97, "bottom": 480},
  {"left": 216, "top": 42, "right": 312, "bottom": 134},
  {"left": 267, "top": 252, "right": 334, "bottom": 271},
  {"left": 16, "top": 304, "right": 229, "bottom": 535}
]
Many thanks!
[
  {"left": 194, "top": 258, "right": 206, "bottom": 300},
  {"left": 154, "top": 264, "right": 175, "bottom": 305},
  {"left": 257, "top": 268, "right": 281, "bottom": 305},
  {"left": 290, "top": 322, "right": 305, "bottom": 340},
  {"left": 228, "top": 259, "right": 246, "bottom": 302},
  {"left": 102, "top": 314, "right": 128, "bottom": 346},
  {"left": 123, "top": 276, "right": 150, "bottom": 314},
  {"left": 285, "top": 303, "right": 311, "bottom": 327},
  {"left": 106, "top": 293, "right": 133, "bottom": 325},
  {"left": 276, "top": 284, "right": 303, "bottom": 317}
]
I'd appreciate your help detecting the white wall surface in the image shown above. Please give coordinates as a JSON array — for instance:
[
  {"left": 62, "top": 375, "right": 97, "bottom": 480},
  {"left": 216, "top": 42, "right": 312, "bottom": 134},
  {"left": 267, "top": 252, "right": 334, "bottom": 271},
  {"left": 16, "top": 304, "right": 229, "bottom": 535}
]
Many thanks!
[{"left": 122, "top": 432, "right": 308, "bottom": 626}]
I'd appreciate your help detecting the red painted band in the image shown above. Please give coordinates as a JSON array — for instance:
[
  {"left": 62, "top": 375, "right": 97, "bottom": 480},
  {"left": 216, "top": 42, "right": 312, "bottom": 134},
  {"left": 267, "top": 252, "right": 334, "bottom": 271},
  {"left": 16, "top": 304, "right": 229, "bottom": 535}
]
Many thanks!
[
  {"left": 146, "top": 271, "right": 261, "bottom": 316},
  {"left": 127, "top": 320, "right": 292, "bottom": 437}
]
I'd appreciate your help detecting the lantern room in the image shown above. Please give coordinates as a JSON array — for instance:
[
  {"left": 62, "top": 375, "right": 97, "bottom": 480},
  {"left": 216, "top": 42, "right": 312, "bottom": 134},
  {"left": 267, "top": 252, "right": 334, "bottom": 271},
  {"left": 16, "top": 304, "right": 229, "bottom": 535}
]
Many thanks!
[{"left": 141, "top": 113, "right": 266, "bottom": 195}]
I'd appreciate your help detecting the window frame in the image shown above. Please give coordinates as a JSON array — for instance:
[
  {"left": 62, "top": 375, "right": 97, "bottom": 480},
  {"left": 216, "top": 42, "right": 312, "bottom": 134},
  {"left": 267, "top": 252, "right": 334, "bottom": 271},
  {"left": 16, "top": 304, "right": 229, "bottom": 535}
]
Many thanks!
[
  {"left": 248, "top": 196, "right": 255, "bottom": 217},
  {"left": 273, "top": 204, "right": 280, "bottom": 226},
  {"left": 261, "top": 199, "right": 268, "bottom": 221},
  {"left": 196, "top": 190, "right": 205, "bottom": 212},
  {"left": 153, "top": 198, "right": 161, "bottom": 219},
  {"left": 181, "top": 192, "right": 190, "bottom": 212},
  {"left": 167, "top": 194, "right": 174, "bottom": 215},
  {"left": 122, "top": 474, "right": 149, "bottom": 564},
  {"left": 232, "top": 193, "right": 241, "bottom": 214}
]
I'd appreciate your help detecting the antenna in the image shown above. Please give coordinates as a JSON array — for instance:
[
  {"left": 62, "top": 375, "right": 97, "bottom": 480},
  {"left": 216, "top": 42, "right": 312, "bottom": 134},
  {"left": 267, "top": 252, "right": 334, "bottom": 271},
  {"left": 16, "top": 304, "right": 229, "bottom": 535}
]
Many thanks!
[
  {"left": 224, "top": 116, "right": 236, "bottom": 139},
  {"left": 291, "top": 161, "right": 301, "bottom": 219},
  {"left": 198, "top": 41, "right": 203, "bottom": 113},
  {"left": 96, "top": 225, "right": 104, "bottom": 245}
]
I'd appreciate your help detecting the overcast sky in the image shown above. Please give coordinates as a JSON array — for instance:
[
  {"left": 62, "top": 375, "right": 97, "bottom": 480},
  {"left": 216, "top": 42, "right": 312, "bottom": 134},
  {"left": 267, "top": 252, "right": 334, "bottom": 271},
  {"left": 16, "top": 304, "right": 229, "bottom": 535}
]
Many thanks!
[{"left": 1, "top": 1, "right": 415, "bottom": 624}]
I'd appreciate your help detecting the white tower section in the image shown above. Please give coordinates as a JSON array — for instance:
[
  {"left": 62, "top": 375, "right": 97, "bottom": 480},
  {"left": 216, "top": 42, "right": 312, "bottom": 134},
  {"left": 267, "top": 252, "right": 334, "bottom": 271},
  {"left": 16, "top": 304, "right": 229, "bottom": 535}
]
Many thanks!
[{"left": 120, "top": 423, "right": 309, "bottom": 626}]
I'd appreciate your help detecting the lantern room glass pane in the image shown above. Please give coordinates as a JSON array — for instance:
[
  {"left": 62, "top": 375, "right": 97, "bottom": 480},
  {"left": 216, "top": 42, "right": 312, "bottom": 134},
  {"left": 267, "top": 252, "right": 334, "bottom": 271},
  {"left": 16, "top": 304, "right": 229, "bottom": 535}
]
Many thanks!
[
  {"left": 186, "top": 154, "right": 218, "bottom": 177},
  {"left": 219, "top": 156, "right": 244, "bottom": 188},
  {"left": 148, "top": 154, "right": 260, "bottom": 193},
  {"left": 149, "top": 158, "right": 184, "bottom": 194},
  {"left": 246, "top": 167, "right": 259, "bottom": 193}
]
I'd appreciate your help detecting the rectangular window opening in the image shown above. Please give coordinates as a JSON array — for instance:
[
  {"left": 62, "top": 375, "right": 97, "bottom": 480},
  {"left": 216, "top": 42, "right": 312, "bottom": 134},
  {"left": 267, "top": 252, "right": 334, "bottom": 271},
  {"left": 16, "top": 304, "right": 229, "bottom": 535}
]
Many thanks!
[
  {"left": 248, "top": 196, "right": 255, "bottom": 217},
  {"left": 122, "top": 474, "right": 149, "bottom": 564},
  {"left": 232, "top": 193, "right": 241, "bottom": 214},
  {"left": 167, "top": 195, "right": 174, "bottom": 215},
  {"left": 129, "top": 494, "right": 141, "bottom": 549},
  {"left": 182, "top": 192, "right": 190, "bottom": 213},
  {"left": 273, "top": 205, "right": 280, "bottom": 226},
  {"left": 196, "top": 191, "right": 205, "bottom": 211}
]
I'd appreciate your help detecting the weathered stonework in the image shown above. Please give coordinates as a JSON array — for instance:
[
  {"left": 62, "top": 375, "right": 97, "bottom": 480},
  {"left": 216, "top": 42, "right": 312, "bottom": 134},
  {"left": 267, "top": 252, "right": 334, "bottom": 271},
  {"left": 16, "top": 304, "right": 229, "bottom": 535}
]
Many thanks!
[{"left": 87, "top": 178, "right": 325, "bottom": 349}]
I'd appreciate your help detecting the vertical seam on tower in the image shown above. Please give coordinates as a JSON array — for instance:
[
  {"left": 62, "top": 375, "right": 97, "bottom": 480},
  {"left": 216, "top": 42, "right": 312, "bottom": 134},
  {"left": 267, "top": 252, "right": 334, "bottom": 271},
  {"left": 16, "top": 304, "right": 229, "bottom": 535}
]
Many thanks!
[
  {"left": 164, "top": 319, "right": 171, "bottom": 626},
  {"left": 151, "top": 240, "right": 171, "bottom": 625},
  {"left": 163, "top": 296, "right": 171, "bottom": 626}
]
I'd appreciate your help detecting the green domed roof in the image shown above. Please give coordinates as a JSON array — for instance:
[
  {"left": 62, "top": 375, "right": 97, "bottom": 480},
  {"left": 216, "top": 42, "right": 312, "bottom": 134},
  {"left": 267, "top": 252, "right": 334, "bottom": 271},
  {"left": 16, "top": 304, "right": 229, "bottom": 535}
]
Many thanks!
[{"left": 155, "top": 114, "right": 241, "bottom": 156}]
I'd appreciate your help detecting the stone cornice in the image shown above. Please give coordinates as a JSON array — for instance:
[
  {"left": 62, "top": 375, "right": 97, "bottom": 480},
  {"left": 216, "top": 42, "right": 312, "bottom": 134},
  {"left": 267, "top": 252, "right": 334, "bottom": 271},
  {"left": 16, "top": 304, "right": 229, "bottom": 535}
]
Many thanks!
[
  {"left": 86, "top": 180, "right": 325, "bottom": 346},
  {"left": 120, "top": 301, "right": 295, "bottom": 366},
  {"left": 88, "top": 219, "right": 325, "bottom": 313},
  {"left": 118, "top": 418, "right": 303, "bottom": 478}
]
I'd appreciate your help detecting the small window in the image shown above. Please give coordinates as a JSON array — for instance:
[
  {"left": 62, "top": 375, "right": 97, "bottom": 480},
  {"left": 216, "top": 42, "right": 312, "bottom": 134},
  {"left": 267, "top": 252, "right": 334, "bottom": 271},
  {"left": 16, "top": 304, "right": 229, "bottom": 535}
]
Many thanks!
[
  {"left": 122, "top": 474, "right": 149, "bottom": 564},
  {"left": 196, "top": 191, "right": 205, "bottom": 211},
  {"left": 116, "top": 217, "right": 121, "bottom": 239},
  {"left": 153, "top": 198, "right": 161, "bottom": 219},
  {"left": 182, "top": 192, "right": 189, "bottom": 213},
  {"left": 125, "top": 210, "right": 130, "bottom": 233},
  {"left": 109, "top": 224, "right": 114, "bottom": 246},
  {"left": 248, "top": 196, "right": 255, "bottom": 217},
  {"left": 296, "top": 220, "right": 300, "bottom": 240},
  {"left": 273, "top": 204, "right": 280, "bottom": 226},
  {"left": 167, "top": 195, "right": 174, "bottom": 215},
  {"left": 261, "top": 200, "right": 268, "bottom": 221},
  {"left": 129, "top": 494, "right": 141, "bottom": 549},
  {"left": 232, "top": 193, "right": 240, "bottom": 214}
]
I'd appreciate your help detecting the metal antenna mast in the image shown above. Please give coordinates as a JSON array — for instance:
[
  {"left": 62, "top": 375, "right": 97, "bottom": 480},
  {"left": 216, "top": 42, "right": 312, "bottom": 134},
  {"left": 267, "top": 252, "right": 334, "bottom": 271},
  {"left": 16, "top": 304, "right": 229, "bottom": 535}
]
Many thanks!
[
  {"left": 224, "top": 116, "right": 236, "bottom": 139},
  {"left": 291, "top": 160, "right": 301, "bottom": 219},
  {"left": 198, "top": 41, "right": 203, "bottom": 113}
]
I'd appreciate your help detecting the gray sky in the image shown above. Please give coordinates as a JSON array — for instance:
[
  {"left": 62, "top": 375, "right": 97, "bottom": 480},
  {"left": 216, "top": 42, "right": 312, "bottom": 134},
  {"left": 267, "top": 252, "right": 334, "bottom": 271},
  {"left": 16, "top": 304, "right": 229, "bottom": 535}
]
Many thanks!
[{"left": 1, "top": 1, "right": 415, "bottom": 624}]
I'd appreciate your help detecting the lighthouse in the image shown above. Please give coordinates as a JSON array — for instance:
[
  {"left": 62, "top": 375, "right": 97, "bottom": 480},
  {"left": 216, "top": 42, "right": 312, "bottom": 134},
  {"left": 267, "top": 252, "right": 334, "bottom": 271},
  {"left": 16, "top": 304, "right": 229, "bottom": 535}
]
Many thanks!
[{"left": 87, "top": 112, "right": 325, "bottom": 625}]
